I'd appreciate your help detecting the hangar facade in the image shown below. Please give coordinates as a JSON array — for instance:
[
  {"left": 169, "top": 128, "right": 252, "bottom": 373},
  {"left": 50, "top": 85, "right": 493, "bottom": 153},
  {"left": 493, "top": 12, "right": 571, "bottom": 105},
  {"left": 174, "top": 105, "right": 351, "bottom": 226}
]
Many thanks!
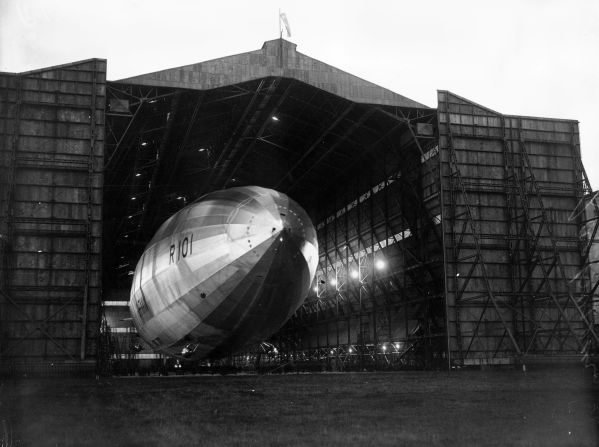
[{"left": 1, "top": 39, "right": 597, "bottom": 375}]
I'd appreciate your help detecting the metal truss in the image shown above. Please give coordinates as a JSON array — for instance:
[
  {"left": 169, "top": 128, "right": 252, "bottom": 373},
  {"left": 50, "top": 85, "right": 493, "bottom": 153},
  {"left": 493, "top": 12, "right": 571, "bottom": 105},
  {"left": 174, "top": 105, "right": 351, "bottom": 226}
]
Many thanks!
[
  {"left": 231, "top": 340, "right": 424, "bottom": 372},
  {"left": 274, "top": 111, "right": 446, "bottom": 369}
]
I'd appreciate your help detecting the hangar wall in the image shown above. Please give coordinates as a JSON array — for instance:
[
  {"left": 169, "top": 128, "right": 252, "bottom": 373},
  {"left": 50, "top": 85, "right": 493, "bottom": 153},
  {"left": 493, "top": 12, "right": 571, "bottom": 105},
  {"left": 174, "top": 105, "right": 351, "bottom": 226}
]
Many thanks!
[
  {"left": 0, "top": 59, "right": 106, "bottom": 376},
  {"left": 1, "top": 42, "right": 597, "bottom": 375},
  {"left": 437, "top": 91, "right": 598, "bottom": 366}
]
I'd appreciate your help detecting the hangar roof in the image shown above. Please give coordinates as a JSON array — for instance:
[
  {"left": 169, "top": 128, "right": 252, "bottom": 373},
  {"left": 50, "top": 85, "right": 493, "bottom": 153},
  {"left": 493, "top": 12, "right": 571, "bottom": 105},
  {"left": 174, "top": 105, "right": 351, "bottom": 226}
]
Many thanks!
[{"left": 117, "top": 39, "right": 426, "bottom": 108}]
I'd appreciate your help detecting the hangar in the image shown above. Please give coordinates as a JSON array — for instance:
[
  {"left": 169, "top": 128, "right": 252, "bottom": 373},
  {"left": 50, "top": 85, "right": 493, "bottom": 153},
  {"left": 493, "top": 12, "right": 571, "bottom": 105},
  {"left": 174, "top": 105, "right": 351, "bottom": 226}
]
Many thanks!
[{"left": 1, "top": 39, "right": 597, "bottom": 375}]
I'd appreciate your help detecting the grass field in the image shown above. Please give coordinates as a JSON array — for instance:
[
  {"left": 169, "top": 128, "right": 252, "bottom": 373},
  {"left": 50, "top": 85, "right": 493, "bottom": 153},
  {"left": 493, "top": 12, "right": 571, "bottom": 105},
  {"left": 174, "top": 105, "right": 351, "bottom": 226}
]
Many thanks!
[{"left": 1, "top": 367, "right": 597, "bottom": 446}]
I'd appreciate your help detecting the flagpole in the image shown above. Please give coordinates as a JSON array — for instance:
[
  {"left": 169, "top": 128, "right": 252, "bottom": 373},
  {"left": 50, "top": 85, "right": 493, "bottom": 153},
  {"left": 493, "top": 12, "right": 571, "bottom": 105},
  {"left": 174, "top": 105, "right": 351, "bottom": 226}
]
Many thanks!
[{"left": 278, "top": 9, "right": 283, "bottom": 67}]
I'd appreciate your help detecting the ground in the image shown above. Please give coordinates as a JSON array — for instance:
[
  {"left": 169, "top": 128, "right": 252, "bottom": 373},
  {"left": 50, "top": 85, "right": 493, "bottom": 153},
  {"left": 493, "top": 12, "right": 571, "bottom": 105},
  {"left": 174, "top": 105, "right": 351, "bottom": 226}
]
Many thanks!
[{"left": 1, "top": 367, "right": 597, "bottom": 446}]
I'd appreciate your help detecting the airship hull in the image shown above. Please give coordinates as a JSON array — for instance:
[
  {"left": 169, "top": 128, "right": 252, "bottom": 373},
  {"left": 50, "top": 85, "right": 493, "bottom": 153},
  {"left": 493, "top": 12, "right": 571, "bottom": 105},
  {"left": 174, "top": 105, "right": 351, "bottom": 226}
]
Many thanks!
[{"left": 129, "top": 186, "right": 318, "bottom": 359}]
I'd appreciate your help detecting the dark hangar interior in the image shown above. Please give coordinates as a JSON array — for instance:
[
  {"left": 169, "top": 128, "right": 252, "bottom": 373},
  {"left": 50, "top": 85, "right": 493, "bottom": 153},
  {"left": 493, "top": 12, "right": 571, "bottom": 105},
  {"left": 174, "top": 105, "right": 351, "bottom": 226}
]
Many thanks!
[{"left": 1, "top": 39, "right": 597, "bottom": 376}]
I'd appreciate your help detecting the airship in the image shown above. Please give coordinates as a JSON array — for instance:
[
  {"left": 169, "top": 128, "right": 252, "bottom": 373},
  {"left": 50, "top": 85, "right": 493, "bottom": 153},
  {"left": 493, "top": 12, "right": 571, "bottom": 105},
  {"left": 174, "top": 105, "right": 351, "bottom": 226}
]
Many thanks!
[{"left": 128, "top": 186, "right": 318, "bottom": 360}]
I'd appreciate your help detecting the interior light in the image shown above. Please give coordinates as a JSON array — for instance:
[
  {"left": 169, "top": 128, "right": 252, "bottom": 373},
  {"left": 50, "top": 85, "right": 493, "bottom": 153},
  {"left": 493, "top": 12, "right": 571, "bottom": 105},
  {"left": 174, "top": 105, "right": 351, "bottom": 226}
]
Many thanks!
[
  {"left": 271, "top": 116, "right": 279, "bottom": 121},
  {"left": 135, "top": 173, "right": 141, "bottom": 177},
  {"left": 131, "top": 197, "right": 136, "bottom": 200},
  {"left": 382, "top": 345, "right": 387, "bottom": 351},
  {"left": 128, "top": 215, "right": 133, "bottom": 219},
  {"left": 37, "top": 250, "right": 42, "bottom": 253},
  {"left": 348, "top": 347, "right": 353, "bottom": 353},
  {"left": 350, "top": 270, "right": 359, "bottom": 279},
  {"left": 141, "top": 142, "right": 148, "bottom": 147},
  {"left": 330, "top": 279, "right": 337, "bottom": 286},
  {"left": 198, "top": 148, "right": 206, "bottom": 152},
  {"left": 177, "top": 196, "right": 183, "bottom": 200},
  {"left": 375, "top": 259, "right": 386, "bottom": 270}
]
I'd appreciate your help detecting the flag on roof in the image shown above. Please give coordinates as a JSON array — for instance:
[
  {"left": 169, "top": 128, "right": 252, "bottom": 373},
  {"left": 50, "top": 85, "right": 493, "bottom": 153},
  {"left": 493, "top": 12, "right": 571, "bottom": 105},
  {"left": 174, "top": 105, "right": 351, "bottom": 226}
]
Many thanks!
[{"left": 279, "top": 12, "right": 291, "bottom": 38}]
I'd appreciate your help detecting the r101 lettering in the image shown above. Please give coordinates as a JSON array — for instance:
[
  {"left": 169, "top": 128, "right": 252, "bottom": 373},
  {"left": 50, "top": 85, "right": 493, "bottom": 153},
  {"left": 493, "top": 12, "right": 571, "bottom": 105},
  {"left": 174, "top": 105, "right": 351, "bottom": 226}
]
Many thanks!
[{"left": 169, "top": 233, "right": 193, "bottom": 264}]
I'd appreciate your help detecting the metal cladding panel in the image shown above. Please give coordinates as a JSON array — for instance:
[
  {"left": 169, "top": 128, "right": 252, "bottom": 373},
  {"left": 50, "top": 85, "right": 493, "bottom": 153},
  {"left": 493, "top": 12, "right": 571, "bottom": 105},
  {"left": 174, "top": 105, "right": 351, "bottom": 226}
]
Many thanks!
[
  {"left": 118, "top": 39, "right": 426, "bottom": 108},
  {"left": 0, "top": 59, "right": 106, "bottom": 374},
  {"left": 437, "top": 90, "right": 596, "bottom": 366}
]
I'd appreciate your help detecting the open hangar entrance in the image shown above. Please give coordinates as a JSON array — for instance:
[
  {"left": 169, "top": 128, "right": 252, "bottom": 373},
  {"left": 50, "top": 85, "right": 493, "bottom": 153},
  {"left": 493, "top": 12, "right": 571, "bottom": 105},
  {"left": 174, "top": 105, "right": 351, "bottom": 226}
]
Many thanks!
[
  {"left": 1, "top": 39, "right": 598, "bottom": 375},
  {"left": 103, "top": 39, "right": 598, "bottom": 372}
]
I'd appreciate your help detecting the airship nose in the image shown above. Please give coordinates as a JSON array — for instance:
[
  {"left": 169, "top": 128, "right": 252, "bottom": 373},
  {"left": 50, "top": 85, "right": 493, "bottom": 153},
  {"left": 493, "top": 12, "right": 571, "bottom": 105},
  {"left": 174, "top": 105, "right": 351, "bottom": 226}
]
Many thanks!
[
  {"left": 274, "top": 198, "right": 317, "bottom": 276},
  {"left": 129, "top": 186, "right": 318, "bottom": 360}
]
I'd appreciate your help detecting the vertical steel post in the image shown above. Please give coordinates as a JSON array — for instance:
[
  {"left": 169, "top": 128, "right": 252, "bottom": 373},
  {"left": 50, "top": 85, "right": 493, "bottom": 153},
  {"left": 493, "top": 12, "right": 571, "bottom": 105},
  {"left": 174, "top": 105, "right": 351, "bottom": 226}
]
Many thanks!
[
  {"left": 81, "top": 61, "right": 98, "bottom": 360},
  {"left": 370, "top": 172, "right": 377, "bottom": 368},
  {"left": 0, "top": 75, "right": 22, "bottom": 362}
]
